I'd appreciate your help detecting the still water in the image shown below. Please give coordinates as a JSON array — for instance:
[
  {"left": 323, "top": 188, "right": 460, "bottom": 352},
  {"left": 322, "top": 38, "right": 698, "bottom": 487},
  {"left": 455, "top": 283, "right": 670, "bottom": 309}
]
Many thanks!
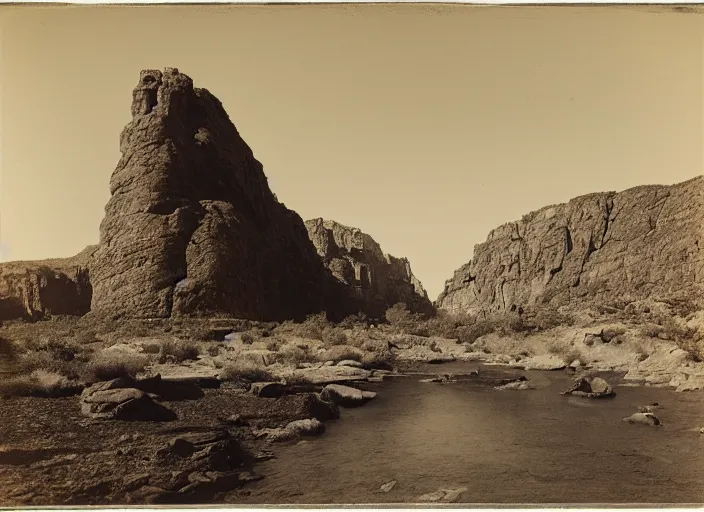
[{"left": 236, "top": 364, "right": 704, "bottom": 505}]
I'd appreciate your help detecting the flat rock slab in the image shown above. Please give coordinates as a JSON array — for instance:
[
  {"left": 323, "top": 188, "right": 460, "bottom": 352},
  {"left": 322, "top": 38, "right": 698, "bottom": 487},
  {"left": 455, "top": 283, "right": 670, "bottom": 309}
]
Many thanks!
[
  {"left": 417, "top": 487, "right": 468, "bottom": 503},
  {"left": 521, "top": 354, "right": 567, "bottom": 371},
  {"left": 320, "top": 384, "right": 377, "bottom": 408},
  {"left": 80, "top": 378, "right": 178, "bottom": 421},
  {"left": 292, "top": 366, "right": 371, "bottom": 385}
]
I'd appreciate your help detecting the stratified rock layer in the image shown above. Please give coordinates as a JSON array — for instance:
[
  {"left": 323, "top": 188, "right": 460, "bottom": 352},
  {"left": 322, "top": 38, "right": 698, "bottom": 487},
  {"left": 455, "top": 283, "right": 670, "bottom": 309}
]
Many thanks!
[
  {"left": 305, "top": 218, "right": 433, "bottom": 317},
  {"left": 437, "top": 177, "right": 704, "bottom": 315},
  {"left": 0, "top": 246, "right": 95, "bottom": 321},
  {"left": 90, "top": 68, "right": 337, "bottom": 321}
]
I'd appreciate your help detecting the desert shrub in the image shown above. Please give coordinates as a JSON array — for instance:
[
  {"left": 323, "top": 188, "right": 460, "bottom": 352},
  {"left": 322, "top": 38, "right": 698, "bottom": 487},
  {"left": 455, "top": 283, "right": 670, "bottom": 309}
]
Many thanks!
[
  {"left": 83, "top": 350, "right": 148, "bottom": 382},
  {"left": 220, "top": 360, "right": 275, "bottom": 383},
  {"left": 206, "top": 344, "right": 222, "bottom": 357},
  {"left": 384, "top": 303, "right": 427, "bottom": 334},
  {"left": 240, "top": 332, "right": 257, "bottom": 345},
  {"left": 272, "top": 313, "right": 330, "bottom": 341},
  {"left": 639, "top": 323, "right": 664, "bottom": 339},
  {"left": 361, "top": 350, "right": 394, "bottom": 370},
  {"left": 456, "top": 321, "right": 497, "bottom": 344},
  {"left": 338, "top": 312, "right": 369, "bottom": 329},
  {"left": 73, "top": 330, "right": 100, "bottom": 345},
  {"left": 141, "top": 343, "right": 161, "bottom": 355},
  {"left": 322, "top": 327, "right": 348, "bottom": 346},
  {"left": 0, "top": 336, "right": 19, "bottom": 361},
  {"left": 316, "top": 345, "right": 364, "bottom": 363},
  {"left": 15, "top": 337, "right": 93, "bottom": 380},
  {"left": 0, "top": 370, "right": 81, "bottom": 398},
  {"left": 562, "top": 348, "right": 583, "bottom": 365},
  {"left": 265, "top": 339, "right": 282, "bottom": 352},
  {"left": 600, "top": 326, "right": 626, "bottom": 342},
  {"left": 158, "top": 340, "right": 200, "bottom": 363},
  {"left": 278, "top": 344, "right": 315, "bottom": 367}
]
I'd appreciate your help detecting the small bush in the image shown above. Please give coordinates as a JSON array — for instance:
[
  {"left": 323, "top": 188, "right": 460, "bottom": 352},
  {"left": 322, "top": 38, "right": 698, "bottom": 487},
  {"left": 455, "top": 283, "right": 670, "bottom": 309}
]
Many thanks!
[
  {"left": 206, "top": 344, "right": 222, "bottom": 357},
  {"left": 0, "top": 370, "right": 80, "bottom": 398},
  {"left": 220, "top": 361, "right": 275, "bottom": 383},
  {"left": 316, "top": 345, "right": 364, "bottom": 363},
  {"left": 158, "top": 340, "right": 200, "bottom": 363},
  {"left": 84, "top": 350, "right": 148, "bottom": 382},
  {"left": 141, "top": 343, "right": 161, "bottom": 355},
  {"left": 338, "top": 312, "right": 368, "bottom": 329},
  {"left": 322, "top": 327, "right": 348, "bottom": 346},
  {"left": 241, "top": 332, "right": 257, "bottom": 345},
  {"left": 265, "top": 339, "right": 282, "bottom": 352},
  {"left": 0, "top": 336, "right": 19, "bottom": 361}
]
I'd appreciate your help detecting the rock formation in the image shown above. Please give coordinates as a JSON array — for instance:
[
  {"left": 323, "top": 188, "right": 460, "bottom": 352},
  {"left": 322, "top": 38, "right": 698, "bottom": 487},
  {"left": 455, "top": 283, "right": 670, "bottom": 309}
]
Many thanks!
[
  {"left": 437, "top": 176, "right": 704, "bottom": 316},
  {"left": 0, "top": 246, "right": 95, "bottom": 321},
  {"left": 305, "top": 218, "right": 433, "bottom": 317},
  {"left": 89, "top": 67, "right": 340, "bottom": 321}
]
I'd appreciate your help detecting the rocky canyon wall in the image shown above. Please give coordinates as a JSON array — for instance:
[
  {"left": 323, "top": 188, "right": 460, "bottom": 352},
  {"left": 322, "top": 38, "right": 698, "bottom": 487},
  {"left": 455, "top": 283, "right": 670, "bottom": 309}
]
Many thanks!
[
  {"left": 437, "top": 176, "right": 704, "bottom": 316},
  {"left": 0, "top": 246, "right": 95, "bottom": 321},
  {"left": 305, "top": 218, "right": 434, "bottom": 318}
]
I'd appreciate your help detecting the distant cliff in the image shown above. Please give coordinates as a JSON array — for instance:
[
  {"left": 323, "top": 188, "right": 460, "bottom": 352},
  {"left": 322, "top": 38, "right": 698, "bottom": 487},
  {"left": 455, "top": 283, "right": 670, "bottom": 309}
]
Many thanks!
[
  {"left": 305, "top": 218, "right": 433, "bottom": 318},
  {"left": 437, "top": 176, "right": 704, "bottom": 316},
  {"left": 0, "top": 246, "right": 96, "bottom": 321}
]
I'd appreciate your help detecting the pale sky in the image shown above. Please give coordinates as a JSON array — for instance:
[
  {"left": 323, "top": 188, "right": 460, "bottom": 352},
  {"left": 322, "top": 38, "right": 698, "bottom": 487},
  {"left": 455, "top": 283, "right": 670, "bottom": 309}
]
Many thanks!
[{"left": 1, "top": 5, "right": 703, "bottom": 300}]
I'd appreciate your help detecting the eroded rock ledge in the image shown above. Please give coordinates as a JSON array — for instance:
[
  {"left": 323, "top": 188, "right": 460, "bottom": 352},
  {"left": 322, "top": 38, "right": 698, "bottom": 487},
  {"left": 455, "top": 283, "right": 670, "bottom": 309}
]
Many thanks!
[
  {"left": 305, "top": 218, "right": 433, "bottom": 317},
  {"left": 437, "top": 177, "right": 704, "bottom": 316}
]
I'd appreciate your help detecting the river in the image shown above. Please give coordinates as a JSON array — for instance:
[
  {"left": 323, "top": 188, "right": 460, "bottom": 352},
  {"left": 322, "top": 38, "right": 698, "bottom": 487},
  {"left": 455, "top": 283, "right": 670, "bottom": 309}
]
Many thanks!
[{"left": 233, "top": 363, "right": 704, "bottom": 505}]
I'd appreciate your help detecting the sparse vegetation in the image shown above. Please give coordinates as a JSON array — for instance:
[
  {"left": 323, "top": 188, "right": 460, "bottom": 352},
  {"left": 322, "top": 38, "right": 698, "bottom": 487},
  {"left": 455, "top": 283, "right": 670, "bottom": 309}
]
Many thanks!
[
  {"left": 321, "top": 327, "right": 348, "bottom": 346},
  {"left": 220, "top": 360, "right": 275, "bottom": 383},
  {"left": 0, "top": 370, "right": 81, "bottom": 398},
  {"left": 83, "top": 350, "right": 148, "bottom": 382},
  {"left": 157, "top": 340, "right": 200, "bottom": 363}
]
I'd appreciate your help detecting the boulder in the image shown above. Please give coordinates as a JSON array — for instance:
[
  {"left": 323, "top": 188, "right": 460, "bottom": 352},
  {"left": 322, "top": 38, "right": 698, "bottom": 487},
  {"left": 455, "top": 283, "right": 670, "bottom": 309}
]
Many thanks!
[
  {"left": 256, "top": 418, "right": 325, "bottom": 443},
  {"left": 250, "top": 382, "right": 286, "bottom": 398},
  {"left": 80, "top": 386, "right": 177, "bottom": 421},
  {"left": 417, "top": 487, "right": 468, "bottom": 503},
  {"left": 315, "top": 345, "right": 364, "bottom": 364},
  {"left": 562, "top": 376, "right": 614, "bottom": 399},
  {"left": 623, "top": 412, "right": 661, "bottom": 426},
  {"left": 236, "top": 392, "right": 339, "bottom": 428},
  {"left": 292, "top": 365, "right": 371, "bottom": 385},
  {"left": 320, "top": 384, "right": 377, "bottom": 407}
]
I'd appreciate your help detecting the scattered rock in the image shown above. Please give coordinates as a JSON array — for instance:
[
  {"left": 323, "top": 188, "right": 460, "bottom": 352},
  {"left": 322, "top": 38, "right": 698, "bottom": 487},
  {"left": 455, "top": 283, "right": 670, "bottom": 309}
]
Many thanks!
[
  {"left": 80, "top": 380, "right": 177, "bottom": 421},
  {"left": 417, "top": 487, "right": 468, "bottom": 503},
  {"left": 522, "top": 354, "right": 567, "bottom": 371},
  {"left": 623, "top": 412, "right": 661, "bottom": 426},
  {"left": 250, "top": 382, "right": 286, "bottom": 398},
  {"left": 320, "top": 384, "right": 377, "bottom": 407},
  {"left": 336, "top": 359, "right": 363, "bottom": 368},
  {"left": 256, "top": 418, "right": 325, "bottom": 443},
  {"left": 562, "top": 376, "right": 614, "bottom": 399},
  {"left": 380, "top": 480, "right": 397, "bottom": 493},
  {"left": 237, "top": 392, "right": 339, "bottom": 427},
  {"left": 495, "top": 380, "right": 532, "bottom": 391}
]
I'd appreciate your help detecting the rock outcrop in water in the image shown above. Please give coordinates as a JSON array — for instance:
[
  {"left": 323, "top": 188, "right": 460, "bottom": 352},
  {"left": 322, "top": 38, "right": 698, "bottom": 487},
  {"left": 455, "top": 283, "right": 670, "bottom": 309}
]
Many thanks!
[
  {"left": 0, "top": 246, "right": 95, "bottom": 321},
  {"left": 305, "top": 218, "right": 433, "bottom": 317},
  {"left": 88, "top": 68, "right": 341, "bottom": 321},
  {"left": 437, "top": 177, "right": 704, "bottom": 316}
]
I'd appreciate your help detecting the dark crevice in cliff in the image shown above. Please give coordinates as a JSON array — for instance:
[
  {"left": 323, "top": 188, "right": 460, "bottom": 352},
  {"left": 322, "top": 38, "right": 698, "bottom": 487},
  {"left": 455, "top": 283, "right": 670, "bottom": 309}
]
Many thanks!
[
  {"left": 600, "top": 197, "right": 614, "bottom": 248},
  {"left": 565, "top": 226, "right": 573, "bottom": 255}
]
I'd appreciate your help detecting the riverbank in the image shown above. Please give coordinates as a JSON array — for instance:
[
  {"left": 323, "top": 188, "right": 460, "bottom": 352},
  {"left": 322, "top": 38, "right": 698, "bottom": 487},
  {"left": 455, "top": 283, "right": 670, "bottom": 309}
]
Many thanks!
[{"left": 1, "top": 302, "right": 704, "bottom": 505}]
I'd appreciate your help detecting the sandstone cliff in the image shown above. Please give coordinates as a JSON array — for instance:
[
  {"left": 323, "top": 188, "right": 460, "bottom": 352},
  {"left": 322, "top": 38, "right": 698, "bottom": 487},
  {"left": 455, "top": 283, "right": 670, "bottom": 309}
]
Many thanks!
[
  {"left": 89, "top": 68, "right": 338, "bottom": 321},
  {"left": 437, "top": 176, "right": 704, "bottom": 316},
  {"left": 0, "top": 246, "right": 96, "bottom": 321},
  {"left": 305, "top": 218, "right": 433, "bottom": 317}
]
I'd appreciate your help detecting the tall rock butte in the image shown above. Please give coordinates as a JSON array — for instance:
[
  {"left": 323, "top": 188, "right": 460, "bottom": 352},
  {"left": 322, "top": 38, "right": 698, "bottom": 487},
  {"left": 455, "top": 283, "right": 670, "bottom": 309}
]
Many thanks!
[
  {"left": 88, "top": 67, "right": 341, "bottom": 321},
  {"left": 305, "top": 218, "right": 434, "bottom": 317},
  {"left": 437, "top": 176, "right": 704, "bottom": 316}
]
